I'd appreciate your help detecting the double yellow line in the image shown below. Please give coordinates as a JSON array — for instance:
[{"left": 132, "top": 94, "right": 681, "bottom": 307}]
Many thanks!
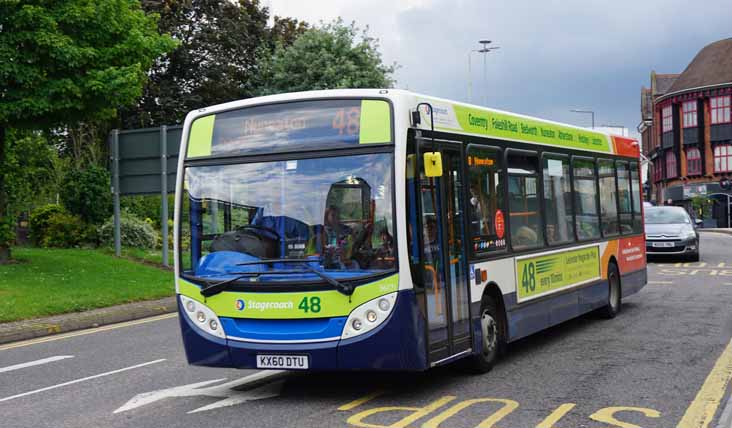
[{"left": 677, "top": 340, "right": 732, "bottom": 428}]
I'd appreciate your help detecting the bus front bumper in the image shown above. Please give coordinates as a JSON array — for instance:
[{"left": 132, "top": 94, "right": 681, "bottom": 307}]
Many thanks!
[{"left": 177, "top": 290, "right": 427, "bottom": 371}]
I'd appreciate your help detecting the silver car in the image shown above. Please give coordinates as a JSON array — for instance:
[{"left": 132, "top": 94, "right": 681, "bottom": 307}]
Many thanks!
[{"left": 645, "top": 206, "right": 700, "bottom": 261}]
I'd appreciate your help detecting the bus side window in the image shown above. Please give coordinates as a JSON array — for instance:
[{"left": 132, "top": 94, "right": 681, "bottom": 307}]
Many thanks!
[
  {"left": 507, "top": 151, "right": 543, "bottom": 251},
  {"left": 617, "top": 161, "right": 634, "bottom": 234},
  {"left": 466, "top": 145, "right": 506, "bottom": 255},
  {"left": 630, "top": 161, "right": 643, "bottom": 233},
  {"left": 598, "top": 159, "right": 619, "bottom": 237},
  {"left": 542, "top": 155, "right": 574, "bottom": 245},
  {"left": 572, "top": 158, "right": 601, "bottom": 240}
]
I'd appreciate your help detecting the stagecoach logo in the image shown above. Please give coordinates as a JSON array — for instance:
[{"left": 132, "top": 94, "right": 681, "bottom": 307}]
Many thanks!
[{"left": 236, "top": 299, "right": 246, "bottom": 311}]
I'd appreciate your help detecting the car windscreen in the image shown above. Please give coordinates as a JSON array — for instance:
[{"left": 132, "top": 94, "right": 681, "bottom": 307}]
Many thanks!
[{"left": 644, "top": 207, "right": 690, "bottom": 224}]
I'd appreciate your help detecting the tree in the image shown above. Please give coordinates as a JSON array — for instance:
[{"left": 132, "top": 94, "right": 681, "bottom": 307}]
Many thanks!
[
  {"left": 122, "top": 0, "right": 269, "bottom": 128},
  {"left": 258, "top": 19, "right": 396, "bottom": 95},
  {"left": 0, "top": 0, "right": 176, "bottom": 262}
]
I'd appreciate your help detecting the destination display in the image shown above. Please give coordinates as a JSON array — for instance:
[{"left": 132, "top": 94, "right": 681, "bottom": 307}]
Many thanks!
[
  {"left": 186, "top": 99, "right": 392, "bottom": 158},
  {"left": 515, "top": 246, "right": 600, "bottom": 302}
]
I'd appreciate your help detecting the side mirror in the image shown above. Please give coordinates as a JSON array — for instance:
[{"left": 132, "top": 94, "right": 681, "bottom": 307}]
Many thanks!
[
  {"left": 694, "top": 218, "right": 703, "bottom": 227},
  {"left": 423, "top": 152, "right": 443, "bottom": 177}
]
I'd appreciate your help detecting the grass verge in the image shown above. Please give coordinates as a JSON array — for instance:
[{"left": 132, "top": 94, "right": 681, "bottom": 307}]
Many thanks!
[{"left": 0, "top": 247, "right": 174, "bottom": 323}]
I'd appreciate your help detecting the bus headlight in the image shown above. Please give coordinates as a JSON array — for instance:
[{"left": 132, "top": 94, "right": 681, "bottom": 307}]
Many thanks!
[
  {"left": 179, "top": 295, "right": 225, "bottom": 339},
  {"left": 341, "top": 292, "right": 397, "bottom": 339}
]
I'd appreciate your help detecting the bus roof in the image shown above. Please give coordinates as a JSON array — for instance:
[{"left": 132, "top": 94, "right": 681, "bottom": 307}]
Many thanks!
[{"left": 183, "top": 88, "right": 639, "bottom": 158}]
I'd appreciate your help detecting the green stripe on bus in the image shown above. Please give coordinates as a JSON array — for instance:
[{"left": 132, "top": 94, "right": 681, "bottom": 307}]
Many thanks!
[
  {"left": 359, "top": 100, "right": 391, "bottom": 144},
  {"left": 451, "top": 105, "right": 612, "bottom": 153},
  {"left": 177, "top": 274, "right": 399, "bottom": 319},
  {"left": 186, "top": 115, "right": 216, "bottom": 158}
]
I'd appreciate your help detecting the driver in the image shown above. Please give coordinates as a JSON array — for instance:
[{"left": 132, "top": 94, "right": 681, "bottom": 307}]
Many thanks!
[{"left": 323, "top": 206, "right": 357, "bottom": 269}]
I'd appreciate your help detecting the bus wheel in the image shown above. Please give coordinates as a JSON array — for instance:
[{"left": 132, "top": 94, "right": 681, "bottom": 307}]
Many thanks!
[
  {"left": 599, "top": 262, "right": 621, "bottom": 319},
  {"left": 468, "top": 297, "right": 504, "bottom": 373}
]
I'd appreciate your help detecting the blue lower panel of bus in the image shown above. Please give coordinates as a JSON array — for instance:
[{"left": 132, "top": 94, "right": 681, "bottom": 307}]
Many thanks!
[{"left": 178, "top": 290, "right": 428, "bottom": 370}]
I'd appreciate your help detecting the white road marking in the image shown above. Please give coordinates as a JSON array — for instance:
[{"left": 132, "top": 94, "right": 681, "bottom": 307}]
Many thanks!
[
  {"left": 0, "top": 359, "right": 166, "bottom": 403},
  {"left": 0, "top": 355, "right": 74, "bottom": 374},
  {"left": 648, "top": 280, "right": 674, "bottom": 284},
  {"left": 114, "top": 369, "right": 286, "bottom": 414}
]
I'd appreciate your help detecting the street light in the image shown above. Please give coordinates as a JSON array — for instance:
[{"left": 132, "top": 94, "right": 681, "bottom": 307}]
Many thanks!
[
  {"left": 467, "top": 39, "right": 500, "bottom": 105},
  {"left": 570, "top": 109, "right": 595, "bottom": 129}
]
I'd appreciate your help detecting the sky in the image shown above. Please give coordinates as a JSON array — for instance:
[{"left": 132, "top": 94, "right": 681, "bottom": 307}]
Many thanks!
[{"left": 266, "top": 0, "right": 731, "bottom": 139}]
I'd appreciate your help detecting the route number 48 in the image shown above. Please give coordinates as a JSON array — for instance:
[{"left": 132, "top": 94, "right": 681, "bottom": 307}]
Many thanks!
[
  {"left": 298, "top": 296, "right": 322, "bottom": 313},
  {"left": 522, "top": 262, "right": 536, "bottom": 294}
]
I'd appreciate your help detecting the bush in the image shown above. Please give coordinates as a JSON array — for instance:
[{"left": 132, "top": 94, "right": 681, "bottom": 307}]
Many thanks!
[
  {"left": 29, "top": 204, "right": 66, "bottom": 244},
  {"left": 99, "top": 213, "right": 158, "bottom": 249},
  {"left": 61, "top": 165, "right": 112, "bottom": 225},
  {"left": 41, "top": 212, "right": 97, "bottom": 248}
]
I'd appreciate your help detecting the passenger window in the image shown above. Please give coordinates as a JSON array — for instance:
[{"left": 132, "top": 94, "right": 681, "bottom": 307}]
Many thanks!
[
  {"left": 630, "top": 161, "right": 643, "bottom": 233},
  {"left": 542, "top": 155, "right": 574, "bottom": 244},
  {"left": 598, "top": 159, "right": 619, "bottom": 236},
  {"left": 466, "top": 146, "right": 506, "bottom": 254},
  {"left": 616, "top": 161, "right": 633, "bottom": 234},
  {"left": 573, "top": 158, "right": 600, "bottom": 240},
  {"left": 508, "top": 151, "right": 543, "bottom": 250}
]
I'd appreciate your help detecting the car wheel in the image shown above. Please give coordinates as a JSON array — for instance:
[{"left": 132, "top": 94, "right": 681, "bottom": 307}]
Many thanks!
[
  {"left": 598, "top": 262, "right": 621, "bottom": 319},
  {"left": 467, "top": 296, "right": 505, "bottom": 373},
  {"left": 687, "top": 250, "right": 700, "bottom": 262}
]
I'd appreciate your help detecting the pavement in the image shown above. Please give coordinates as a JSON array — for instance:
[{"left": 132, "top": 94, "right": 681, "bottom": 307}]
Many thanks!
[
  {"left": 0, "top": 296, "right": 176, "bottom": 345},
  {"left": 1, "top": 233, "right": 732, "bottom": 428},
  {"left": 700, "top": 228, "right": 732, "bottom": 236}
]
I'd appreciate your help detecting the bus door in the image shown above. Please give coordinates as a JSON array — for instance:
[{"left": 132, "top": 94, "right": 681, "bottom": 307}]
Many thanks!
[{"left": 418, "top": 142, "right": 471, "bottom": 363}]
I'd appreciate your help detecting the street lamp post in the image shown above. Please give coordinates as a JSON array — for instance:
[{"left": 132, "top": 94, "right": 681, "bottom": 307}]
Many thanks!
[
  {"left": 467, "top": 40, "right": 500, "bottom": 105},
  {"left": 570, "top": 109, "right": 595, "bottom": 129}
]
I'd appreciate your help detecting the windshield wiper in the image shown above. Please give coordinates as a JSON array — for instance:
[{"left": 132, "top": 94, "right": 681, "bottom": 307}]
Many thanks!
[
  {"left": 200, "top": 274, "right": 253, "bottom": 298},
  {"left": 236, "top": 258, "right": 354, "bottom": 296}
]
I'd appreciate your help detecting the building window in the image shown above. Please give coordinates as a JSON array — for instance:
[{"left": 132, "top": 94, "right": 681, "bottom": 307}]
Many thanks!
[
  {"left": 662, "top": 105, "right": 673, "bottom": 132},
  {"left": 686, "top": 147, "right": 702, "bottom": 176},
  {"left": 653, "top": 159, "right": 663, "bottom": 182},
  {"left": 714, "top": 144, "right": 732, "bottom": 173},
  {"left": 665, "top": 151, "right": 677, "bottom": 178},
  {"left": 711, "top": 96, "right": 731, "bottom": 125},
  {"left": 682, "top": 100, "right": 697, "bottom": 128}
]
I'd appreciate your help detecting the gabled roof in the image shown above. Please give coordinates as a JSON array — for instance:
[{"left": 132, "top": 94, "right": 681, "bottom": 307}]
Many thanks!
[
  {"left": 652, "top": 73, "right": 679, "bottom": 96},
  {"left": 667, "top": 38, "right": 732, "bottom": 94}
]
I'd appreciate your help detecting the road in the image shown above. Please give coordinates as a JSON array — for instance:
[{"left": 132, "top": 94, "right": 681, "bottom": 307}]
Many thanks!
[{"left": 2, "top": 233, "right": 732, "bottom": 428}]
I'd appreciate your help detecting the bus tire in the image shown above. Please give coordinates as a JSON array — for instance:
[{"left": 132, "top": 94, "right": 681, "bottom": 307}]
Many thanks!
[
  {"left": 467, "top": 296, "right": 505, "bottom": 373},
  {"left": 599, "top": 262, "right": 621, "bottom": 319}
]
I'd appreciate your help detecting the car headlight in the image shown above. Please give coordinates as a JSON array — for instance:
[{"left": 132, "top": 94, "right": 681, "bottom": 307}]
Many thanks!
[
  {"left": 684, "top": 228, "right": 697, "bottom": 240},
  {"left": 341, "top": 292, "right": 397, "bottom": 339},
  {"left": 179, "top": 295, "right": 225, "bottom": 339}
]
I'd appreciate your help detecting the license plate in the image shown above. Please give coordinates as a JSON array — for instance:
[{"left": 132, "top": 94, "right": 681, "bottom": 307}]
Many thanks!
[
  {"left": 652, "top": 242, "right": 675, "bottom": 248},
  {"left": 256, "top": 354, "right": 309, "bottom": 370}
]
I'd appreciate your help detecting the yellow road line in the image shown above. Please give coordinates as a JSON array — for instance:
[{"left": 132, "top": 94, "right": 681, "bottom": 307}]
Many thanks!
[
  {"left": 676, "top": 340, "right": 732, "bottom": 428},
  {"left": 0, "top": 313, "right": 177, "bottom": 352},
  {"left": 338, "top": 390, "right": 385, "bottom": 411}
]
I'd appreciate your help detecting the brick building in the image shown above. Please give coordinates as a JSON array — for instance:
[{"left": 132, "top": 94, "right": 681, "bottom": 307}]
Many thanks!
[{"left": 639, "top": 38, "right": 732, "bottom": 227}]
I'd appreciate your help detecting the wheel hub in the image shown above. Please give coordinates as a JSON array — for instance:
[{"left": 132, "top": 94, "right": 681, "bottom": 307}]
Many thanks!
[{"left": 481, "top": 311, "right": 498, "bottom": 355}]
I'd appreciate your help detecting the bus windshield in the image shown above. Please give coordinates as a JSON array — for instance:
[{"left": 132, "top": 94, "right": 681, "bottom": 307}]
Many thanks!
[{"left": 180, "top": 153, "right": 395, "bottom": 282}]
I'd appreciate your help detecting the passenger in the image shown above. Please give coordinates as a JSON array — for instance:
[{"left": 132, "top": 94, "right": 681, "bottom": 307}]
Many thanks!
[{"left": 423, "top": 216, "right": 439, "bottom": 261}]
